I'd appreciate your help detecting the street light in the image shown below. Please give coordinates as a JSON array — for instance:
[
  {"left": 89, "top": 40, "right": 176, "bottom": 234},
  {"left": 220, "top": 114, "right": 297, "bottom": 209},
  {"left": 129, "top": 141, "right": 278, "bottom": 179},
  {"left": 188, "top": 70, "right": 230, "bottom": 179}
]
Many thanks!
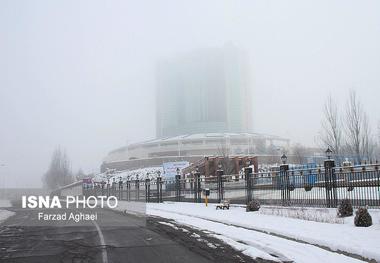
[
  {"left": 118, "top": 176, "right": 123, "bottom": 190},
  {"left": 281, "top": 154, "right": 287, "bottom": 164},
  {"left": 325, "top": 147, "right": 332, "bottom": 160},
  {"left": 218, "top": 162, "right": 222, "bottom": 170}
]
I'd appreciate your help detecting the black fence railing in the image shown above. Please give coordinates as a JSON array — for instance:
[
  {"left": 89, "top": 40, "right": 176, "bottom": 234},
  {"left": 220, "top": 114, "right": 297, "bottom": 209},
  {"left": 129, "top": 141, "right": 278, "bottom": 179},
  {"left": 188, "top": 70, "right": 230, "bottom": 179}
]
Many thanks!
[{"left": 83, "top": 163, "right": 380, "bottom": 209}]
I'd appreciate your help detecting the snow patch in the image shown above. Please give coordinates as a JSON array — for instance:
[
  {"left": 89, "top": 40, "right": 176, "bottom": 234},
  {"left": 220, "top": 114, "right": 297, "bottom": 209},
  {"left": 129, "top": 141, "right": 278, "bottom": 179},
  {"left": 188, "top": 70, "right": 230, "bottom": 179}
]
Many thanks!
[
  {"left": 0, "top": 209, "right": 14, "bottom": 223},
  {"left": 0, "top": 200, "right": 12, "bottom": 208},
  {"left": 190, "top": 233, "right": 200, "bottom": 238},
  {"left": 158, "top": 221, "right": 179, "bottom": 230},
  {"left": 145, "top": 202, "right": 378, "bottom": 262}
]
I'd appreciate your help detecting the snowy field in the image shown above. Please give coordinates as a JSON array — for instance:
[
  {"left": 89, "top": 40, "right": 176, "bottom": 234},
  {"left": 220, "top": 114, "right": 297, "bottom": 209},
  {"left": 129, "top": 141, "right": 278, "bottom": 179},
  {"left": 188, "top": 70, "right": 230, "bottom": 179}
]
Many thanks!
[
  {"left": 0, "top": 199, "right": 11, "bottom": 208},
  {"left": 0, "top": 210, "right": 14, "bottom": 224},
  {"left": 0, "top": 200, "right": 14, "bottom": 224},
  {"left": 115, "top": 201, "right": 380, "bottom": 262}
]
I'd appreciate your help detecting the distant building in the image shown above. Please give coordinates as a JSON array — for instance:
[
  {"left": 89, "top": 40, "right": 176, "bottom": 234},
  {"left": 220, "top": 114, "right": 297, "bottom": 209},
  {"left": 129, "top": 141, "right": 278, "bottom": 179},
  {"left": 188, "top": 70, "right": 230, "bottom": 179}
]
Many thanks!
[
  {"left": 102, "top": 45, "right": 290, "bottom": 172},
  {"left": 101, "top": 132, "right": 289, "bottom": 172},
  {"left": 156, "top": 44, "right": 252, "bottom": 138}
]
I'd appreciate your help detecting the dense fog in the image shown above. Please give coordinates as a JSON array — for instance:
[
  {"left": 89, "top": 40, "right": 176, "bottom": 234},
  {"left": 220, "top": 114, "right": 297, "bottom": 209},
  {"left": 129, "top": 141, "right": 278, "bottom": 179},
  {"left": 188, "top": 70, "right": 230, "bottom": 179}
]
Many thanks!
[{"left": 1, "top": 0, "right": 379, "bottom": 187}]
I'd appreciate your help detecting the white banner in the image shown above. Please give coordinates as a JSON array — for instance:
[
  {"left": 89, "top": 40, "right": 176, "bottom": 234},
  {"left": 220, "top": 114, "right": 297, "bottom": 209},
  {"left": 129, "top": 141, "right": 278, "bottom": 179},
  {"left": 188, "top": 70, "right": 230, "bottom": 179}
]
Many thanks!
[{"left": 162, "top": 161, "right": 189, "bottom": 179}]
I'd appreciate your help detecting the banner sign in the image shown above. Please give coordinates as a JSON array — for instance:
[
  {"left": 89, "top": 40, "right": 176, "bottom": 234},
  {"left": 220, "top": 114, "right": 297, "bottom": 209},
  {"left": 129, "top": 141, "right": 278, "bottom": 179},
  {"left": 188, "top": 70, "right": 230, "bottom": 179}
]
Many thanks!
[
  {"left": 162, "top": 161, "right": 189, "bottom": 179},
  {"left": 82, "top": 178, "right": 93, "bottom": 189}
]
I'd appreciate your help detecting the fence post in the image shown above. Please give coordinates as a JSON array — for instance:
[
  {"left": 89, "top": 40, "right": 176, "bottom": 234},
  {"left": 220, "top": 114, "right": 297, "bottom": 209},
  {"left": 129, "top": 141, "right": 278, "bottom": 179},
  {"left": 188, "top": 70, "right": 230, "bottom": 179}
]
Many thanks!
[
  {"left": 135, "top": 178, "right": 140, "bottom": 201},
  {"left": 145, "top": 178, "right": 150, "bottom": 203},
  {"left": 118, "top": 178, "right": 123, "bottom": 200},
  {"left": 101, "top": 181, "right": 105, "bottom": 196},
  {"left": 324, "top": 158, "right": 336, "bottom": 208},
  {"left": 217, "top": 167, "right": 224, "bottom": 203},
  {"left": 193, "top": 172, "right": 197, "bottom": 202},
  {"left": 194, "top": 170, "right": 201, "bottom": 203},
  {"left": 157, "top": 176, "right": 162, "bottom": 203},
  {"left": 280, "top": 163, "right": 289, "bottom": 206},
  {"left": 175, "top": 171, "right": 181, "bottom": 202},
  {"left": 112, "top": 178, "right": 116, "bottom": 197},
  {"left": 245, "top": 165, "right": 253, "bottom": 204},
  {"left": 126, "top": 180, "right": 130, "bottom": 201}
]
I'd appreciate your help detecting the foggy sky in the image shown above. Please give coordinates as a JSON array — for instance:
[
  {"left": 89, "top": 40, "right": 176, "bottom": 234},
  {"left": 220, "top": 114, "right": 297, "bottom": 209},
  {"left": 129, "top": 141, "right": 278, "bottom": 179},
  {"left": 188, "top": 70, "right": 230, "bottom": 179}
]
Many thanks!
[{"left": 1, "top": 0, "right": 380, "bottom": 188}]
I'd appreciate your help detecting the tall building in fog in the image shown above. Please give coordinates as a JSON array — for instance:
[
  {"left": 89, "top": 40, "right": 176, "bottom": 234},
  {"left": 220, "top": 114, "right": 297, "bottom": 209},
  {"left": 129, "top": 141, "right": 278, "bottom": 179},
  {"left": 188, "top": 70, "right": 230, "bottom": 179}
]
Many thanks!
[
  {"left": 101, "top": 45, "right": 289, "bottom": 172},
  {"left": 156, "top": 44, "right": 252, "bottom": 138}
]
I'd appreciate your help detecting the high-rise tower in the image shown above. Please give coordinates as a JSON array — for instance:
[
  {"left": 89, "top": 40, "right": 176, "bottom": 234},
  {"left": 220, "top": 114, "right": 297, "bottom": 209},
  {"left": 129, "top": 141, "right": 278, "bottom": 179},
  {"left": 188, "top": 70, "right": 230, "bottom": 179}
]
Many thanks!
[{"left": 156, "top": 44, "right": 252, "bottom": 138}]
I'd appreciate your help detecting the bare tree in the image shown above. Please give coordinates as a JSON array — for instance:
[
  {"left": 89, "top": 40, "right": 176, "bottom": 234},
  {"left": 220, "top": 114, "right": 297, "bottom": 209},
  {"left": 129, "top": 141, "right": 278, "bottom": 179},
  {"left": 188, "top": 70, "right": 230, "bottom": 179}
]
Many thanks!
[
  {"left": 361, "top": 114, "right": 375, "bottom": 161},
  {"left": 217, "top": 139, "right": 235, "bottom": 174},
  {"left": 344, "top": 90, "right": 373, "bottom": 162},
  {"left": 42, "top": 147, "right": 74, "bottom": 189},
  {"left": 318, "top": 94, "right": 342, "bottom": 156},
  {"left": 292, "top": 143, "right": 307, "bottom": 164}
]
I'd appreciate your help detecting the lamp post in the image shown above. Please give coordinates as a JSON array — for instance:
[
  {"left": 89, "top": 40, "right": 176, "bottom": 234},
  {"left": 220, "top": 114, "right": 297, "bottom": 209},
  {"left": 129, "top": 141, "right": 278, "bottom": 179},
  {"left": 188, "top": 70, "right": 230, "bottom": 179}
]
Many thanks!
[
  {"left": 112, "top": 177, "right": 116, "bottom": 197},
  {"left": 135, "top": 173, "right": 140, "bottom": 201},
  {"left": 217, "top": 162, "right": 224, "bottom": 203},
  {"left": 118, "top": 176, "right": 123, "bottom": 200},
  {"left": 281, "top": 154, "right": 288, "bottom": 165},
  {"left": 324, "top": 147, "right": 337, "bottom": 208},
  {"left": 176, "top": 168, "right": 181, "bottom": 202},
  {"left": 280, "top": 153, "right": 290, "bottom": 206},
  {"left": 326, "top": 146, "right": 332, "bottom": 160},
  {"left": 126, "top": 176, "right": 130, "bottom": 201},
  {"left": 245, "top": 159, "right": 253, "bottom": 204},
  {"left": 194, "top": 166, "right": 201, "bottom": 203},
  {"left": 156, "top": 170, "right": 162, "bottom": 203},
  {"left": 145, "top": 173, "right": 151, "bottom": 203}
]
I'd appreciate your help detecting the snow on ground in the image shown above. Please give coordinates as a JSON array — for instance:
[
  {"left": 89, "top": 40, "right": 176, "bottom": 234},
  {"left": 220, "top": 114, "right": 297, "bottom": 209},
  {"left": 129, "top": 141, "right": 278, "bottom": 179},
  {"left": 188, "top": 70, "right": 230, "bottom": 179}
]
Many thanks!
[
  {"left": 146, "top": 205, "right": 365, "bottom": 263},
  {"left": 145, "top": 202, "right": 380, "bottom": 262},
  {"left": 93, "top": 166, "right": 163, "bottom": 182},
  {"left": 252, "top": 205, "right": 380, "bottom": 224},
  {"left": 0, "top": 200, "right": 15, "bottom": 224},
  {"left": 0, "top": 209, "right": 14, "bottom": 224},
  {"left": 0, "top": 199, "right": 12, "bottom": 208},
  {"left": 115, "top": 201, "right": 378, "bottom": 262}
]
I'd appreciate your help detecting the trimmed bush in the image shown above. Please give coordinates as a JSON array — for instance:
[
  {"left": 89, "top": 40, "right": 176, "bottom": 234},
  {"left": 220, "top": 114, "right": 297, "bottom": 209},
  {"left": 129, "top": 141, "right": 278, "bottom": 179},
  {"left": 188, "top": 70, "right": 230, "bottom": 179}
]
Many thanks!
[
  {"left": 304, "top": 184, "right": 313, "bottom": 192},
  {"left": 354, "top": 207, "right": 372, "bottom": 227},
  {"left": 337, "top": 199, "right": 353, "bottom": 218},
  {"left": 246, "top": 200, "right": 260, "bottom": 212}
]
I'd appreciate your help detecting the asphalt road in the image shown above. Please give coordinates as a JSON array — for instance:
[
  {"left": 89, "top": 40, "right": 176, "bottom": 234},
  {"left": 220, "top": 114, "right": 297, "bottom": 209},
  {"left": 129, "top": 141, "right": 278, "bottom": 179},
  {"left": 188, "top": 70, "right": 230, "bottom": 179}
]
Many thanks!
[{"left": 0, "top": 206, "right": 271, "bottom": 263}]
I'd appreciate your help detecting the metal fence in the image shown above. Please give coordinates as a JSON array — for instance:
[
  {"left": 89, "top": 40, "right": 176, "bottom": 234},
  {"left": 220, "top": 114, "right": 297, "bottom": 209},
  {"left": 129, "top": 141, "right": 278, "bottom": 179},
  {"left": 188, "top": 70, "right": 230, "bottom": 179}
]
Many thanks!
[{"left": 84, "top": 163, "right": 380, "bottom": 209}]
